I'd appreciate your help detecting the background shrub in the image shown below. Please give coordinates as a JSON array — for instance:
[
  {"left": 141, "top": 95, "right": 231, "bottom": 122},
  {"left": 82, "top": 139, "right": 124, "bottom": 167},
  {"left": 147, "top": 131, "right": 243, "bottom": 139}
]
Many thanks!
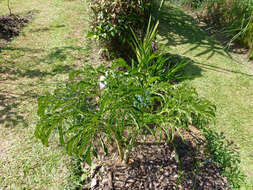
[
  {"left": 89, "top": 0, "right": 149, "bottom": 58},
  {"left": 88, "top": 0, "right": 164, "bottom": 59},
  {"left": 169, "top": 0, "right": 253, "bottom": 59},
  {"left": 201, "top": 0, "right": 253, "bottom": 59}
]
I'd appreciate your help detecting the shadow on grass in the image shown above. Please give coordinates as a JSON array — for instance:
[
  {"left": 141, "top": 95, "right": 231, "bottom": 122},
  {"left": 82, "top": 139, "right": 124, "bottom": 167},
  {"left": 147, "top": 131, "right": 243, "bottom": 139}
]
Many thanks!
[
  {"left": 0, "top": 46, "right": 43, "bottom": 53},
  {"left": 0, "top": 45, "right": 89, "bottom": 128},
  {"left": 0, "top": 45, "right": 89, "bottom": 80},
  {"left": 29, "top": 24, "right": 66, "bottom": 33},
  {"left": 165, "top": 52, "right": 253, "bottom": 78},
  {"left": 165, "top": 52, "right": 203, "bottom": 79},
  {"left": 0, "top": 64, "right": 74, "bottom": 80},
  {"left": 196, "top": 62, "right": 253, "bottom": 77},
  {"left": 37, "top": 46, "right": 89, "bottom": 64},
  {"left": 21, "top": 65, "right": 74, "bottom": 78},
  {"left": 158, "top": 5, "right": 232, "bottom": 60},
  {"left": 0, "top": 92, "right": 29, "bottom": 128}
]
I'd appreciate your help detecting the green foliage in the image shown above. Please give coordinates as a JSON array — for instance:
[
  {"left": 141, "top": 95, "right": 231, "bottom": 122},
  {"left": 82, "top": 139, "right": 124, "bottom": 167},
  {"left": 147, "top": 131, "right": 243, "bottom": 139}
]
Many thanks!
[
  {"left": 203, "top": 128, "right": 246, "bottom": 189},
  {"left": 35, "top": 23, "right": 216, "bottom": 164},
  {"left": 88, "top": 0, "right": 149, "bottom": 56},
  {"left": 129, "top": 19, "right": 190, "bottom": 82},
  {"left": 88, "top": 0, "right": 164, "bottom": 58},
  {"left": 202, "top": 0, "right": 253, "bottom": 59},
  {"left": 35, "top": 63, "right": 215, "bottom": 164}
]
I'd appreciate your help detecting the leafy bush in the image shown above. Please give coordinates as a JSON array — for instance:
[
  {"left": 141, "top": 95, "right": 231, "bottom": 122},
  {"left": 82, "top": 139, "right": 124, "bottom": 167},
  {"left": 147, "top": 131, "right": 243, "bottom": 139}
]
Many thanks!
[
  {"left": 88, "top": 0, "right": 149, "bottom": 58},
  {"left": 88, "top": 0, "right": 164, "bottom": 59},
  {"left": 35, "top": 23, "right": 216, "bottom": 164}
]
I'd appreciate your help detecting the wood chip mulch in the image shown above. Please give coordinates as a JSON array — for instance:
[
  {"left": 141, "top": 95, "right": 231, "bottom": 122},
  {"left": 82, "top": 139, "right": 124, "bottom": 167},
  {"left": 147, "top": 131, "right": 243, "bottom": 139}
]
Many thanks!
[{"left": 82, "top": 128, "right": 231, "bottom": 190}]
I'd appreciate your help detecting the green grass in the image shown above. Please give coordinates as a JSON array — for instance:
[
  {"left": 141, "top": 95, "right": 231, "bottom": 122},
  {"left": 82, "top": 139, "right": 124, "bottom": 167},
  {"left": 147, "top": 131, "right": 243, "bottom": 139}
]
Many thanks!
[
  {"left": 1, "top": 0, "right": 252, "bottom": 189},
  {"left": 158, "top": 4, "right": 253, "bottom": 188},
  {"left": 0, "top": 0, "right": 92, "bottom": 189}
]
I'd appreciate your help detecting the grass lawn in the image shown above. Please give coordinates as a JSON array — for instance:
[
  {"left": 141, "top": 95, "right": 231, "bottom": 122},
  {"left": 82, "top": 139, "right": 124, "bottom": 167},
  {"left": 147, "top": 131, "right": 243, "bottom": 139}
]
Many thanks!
[
  {"left": 0, "top": 0, "right": 92, "bottom": 189},
  {"left": 0, "top": 0, "right": 252, "bottom": 189},
  {"left": 158, "top": 4, "right": 253, "bottom": 188}
]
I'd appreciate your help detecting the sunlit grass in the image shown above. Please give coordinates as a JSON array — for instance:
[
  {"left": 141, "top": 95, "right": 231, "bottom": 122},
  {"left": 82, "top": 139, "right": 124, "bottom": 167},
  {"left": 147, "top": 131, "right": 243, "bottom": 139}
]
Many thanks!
[
  {"left": 158, "top": 4, "right": 253, "bottom": 188},
  {"left": 0, "top": 0, "right": 90, "bottom": 189}
]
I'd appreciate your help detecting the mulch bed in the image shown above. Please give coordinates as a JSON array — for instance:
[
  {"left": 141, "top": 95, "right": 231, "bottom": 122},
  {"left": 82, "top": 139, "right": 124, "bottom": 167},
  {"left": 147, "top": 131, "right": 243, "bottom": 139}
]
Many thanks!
[
  {"left": 82, "top": 127, "right": 231, "bottom": 190},
  {"left": 0, "top": 13, "right": 34, "bottom": 48}
]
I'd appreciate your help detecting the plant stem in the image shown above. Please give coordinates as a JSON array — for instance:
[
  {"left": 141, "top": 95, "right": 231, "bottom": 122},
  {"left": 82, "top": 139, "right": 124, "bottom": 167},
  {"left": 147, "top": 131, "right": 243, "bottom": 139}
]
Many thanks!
[
  {"left": 7, "top": 0, "right": 12, "bottom": 15},
  {"left": 115, "top": 138, "right": 124, "bottom": 162}
]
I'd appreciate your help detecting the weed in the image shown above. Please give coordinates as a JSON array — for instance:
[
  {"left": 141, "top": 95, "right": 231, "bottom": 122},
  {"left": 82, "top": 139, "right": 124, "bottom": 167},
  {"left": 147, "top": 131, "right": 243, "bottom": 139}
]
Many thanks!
[{"left": 202, "top": 128, "right": 246, "bottom": 189}]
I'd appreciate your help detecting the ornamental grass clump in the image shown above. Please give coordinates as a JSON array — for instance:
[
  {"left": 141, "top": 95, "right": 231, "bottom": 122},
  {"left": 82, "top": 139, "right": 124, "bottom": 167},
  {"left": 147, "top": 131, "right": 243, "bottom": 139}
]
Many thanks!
[{"left": 128, "top": 18, "right": 190, "bottom": 82}]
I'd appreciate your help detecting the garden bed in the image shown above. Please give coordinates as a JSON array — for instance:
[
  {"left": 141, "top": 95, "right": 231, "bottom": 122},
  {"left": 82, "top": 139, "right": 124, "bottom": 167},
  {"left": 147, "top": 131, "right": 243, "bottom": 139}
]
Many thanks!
[{"left": 82, "top": 127, "right": 231, "bottom": 190}]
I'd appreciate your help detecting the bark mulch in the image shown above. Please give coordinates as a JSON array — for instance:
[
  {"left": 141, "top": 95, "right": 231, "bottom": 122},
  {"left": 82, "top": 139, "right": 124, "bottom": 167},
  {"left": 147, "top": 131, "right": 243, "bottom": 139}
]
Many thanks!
[{"left": 82, "top": 127, "right": 231, "bottom": 190}]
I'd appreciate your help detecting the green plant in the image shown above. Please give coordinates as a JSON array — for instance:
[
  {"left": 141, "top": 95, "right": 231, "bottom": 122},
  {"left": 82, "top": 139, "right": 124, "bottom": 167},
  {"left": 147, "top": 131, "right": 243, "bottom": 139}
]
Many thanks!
[
  {"left": 202, "top": 128, "right": 246, "bottom": 189},
  {"left": 128, "top": 18, "right": 190, "bottom": 83},
  {"left": 35, "top": 64, "right": 215, "bottom": 164},
  {"left": 35, "top": 22, "right": 216, "bottom": 165}
]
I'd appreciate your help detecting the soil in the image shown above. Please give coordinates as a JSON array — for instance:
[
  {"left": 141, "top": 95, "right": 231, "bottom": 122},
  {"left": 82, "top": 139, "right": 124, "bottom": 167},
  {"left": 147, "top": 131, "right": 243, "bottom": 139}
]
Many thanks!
[
  {"left": 82, "top": 127, "right": 231, "bottom": 190},
  {"left": 0, "top": 13, "right": 34, "bottom": 48}
]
